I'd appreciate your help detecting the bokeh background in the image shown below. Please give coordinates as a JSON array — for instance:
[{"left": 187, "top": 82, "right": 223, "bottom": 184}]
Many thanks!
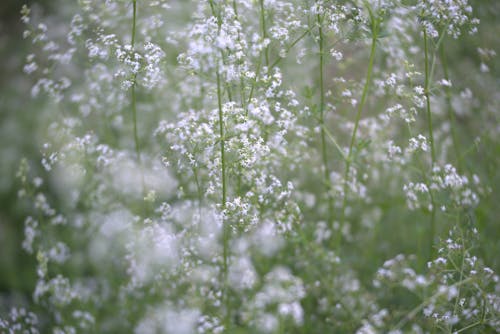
[{"left": 0, "top": 0, "right": 54, "bottom": 310}]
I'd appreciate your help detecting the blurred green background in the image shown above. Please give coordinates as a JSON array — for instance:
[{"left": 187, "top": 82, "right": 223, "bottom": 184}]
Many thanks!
[{"left": 0, "top": 0, "right": 54, "bottom": 311}]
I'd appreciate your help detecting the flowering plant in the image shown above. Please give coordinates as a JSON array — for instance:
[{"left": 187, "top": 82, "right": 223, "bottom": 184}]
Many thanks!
[{"left": 1, "top": 1, "right": 499, "bottom": 333}]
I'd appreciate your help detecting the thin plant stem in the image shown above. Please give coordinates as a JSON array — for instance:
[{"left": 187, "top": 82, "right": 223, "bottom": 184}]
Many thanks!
[
  {"left": 246, "top": 26, "right": 312, "bottom": 109},
  {"left": 349, "top": 38, "right": 377, "bottom": 159},
  {"left": 391, "top": 276, "right": 474, "bottom": 331},
  {"left": 423, "top": 28, "right": 437, "bottom": 258},
  {"left": 440, "top": 44, "right": 462, "bottom": 172},
  {"left": 429, "top": 30, "right": 446, "bottom": 86},
  {"left": 208, "top": 1, "right": 230, "bottom": 330},
  {"left": 316, "top": 13, "right": 334, "bottom": 229},
  {"left": 232, "top": 0, "right": 246, "bottom": 109},
  {"left": 423, "top": 30, "right": 436, "bottom": 164},
  {"left": 130, "top": 0, "right": 145, "bottom": 197},
  {"left": 232, "top": 0, "right": 238, "bottom": 16},
  {"left": 245, "top": 0, "right": 271, "bottom": 112},
  {"left": 321, "top": 124, "right": 348, "bottom": 162},
  {"left": 450, "top": 224, "right": 466, "bottom": 333},
  {"left": 339, "top": 15, "right": 378, "bottom": 248},
  {"left": 269, "top": 28, "right": 312, "bottom": 70},
  {"left": 453, "top": 321, "right": 484, "bottom": 334},
  {"left": 131, "top": 77, "right": 142, "bottom": 170},
  {"left": 246, "top": 57, "right": 262, "bottom": 110},
  {"left": 131, "top": 0, "right": 136, "bottom": 47},
  {"left": 405, "top": 122, "right": 437, "bottom": 266},
  {"left": 259, "top": 0, "right": 269, "bottom": 67},
  {"left": 216, "top": 67, "right": 228, "bottom": 283}
]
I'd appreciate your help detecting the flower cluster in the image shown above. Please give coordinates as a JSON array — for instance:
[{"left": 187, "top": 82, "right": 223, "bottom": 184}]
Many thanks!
[{"left": 418, "top": 0, "right": 480, "bottom": 38}]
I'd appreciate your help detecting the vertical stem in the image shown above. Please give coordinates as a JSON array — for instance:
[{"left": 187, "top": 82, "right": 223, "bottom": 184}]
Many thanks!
[
  {"left": 246, "top": 58, "right": 262, "bottom": 110},
  {"left": 450, "top": 220, "right": 466, "bottom": 333},
  {"left": 423, "top": 29, "right": 437, "bottom": 258},
  {"left": 217, "top": 67, "right": 228, "bottom": 283},
  {"left": 440, "top": 45, "right": 462, "bottom": 172},
  {"left": 130, "top": 0, "right": 145, "bottom": 196},
  {"left": 131, "top": 0, "right": 137, "bottom": 47},
  {"left": 423, "top": 30, "right": 436, "bottom": 164},
  {"left": 339, "top": 29, "right": 378, "bottom": 248},
  {"left": 131, "top": 80, "right": 141, "bottom": 165},
  {"left": 232, "top": 0, "right": 238, "bottom": 16},
  {"left": 348, "top": 43, "right": 377, "bottom": 162},
  {"left": 259, "top": 0, "right": 269, "bottom": 68},
  {"left": 317, "top": 13, "right": 334, "bottom": 230},
  {"left": 208, "top": 1, "right": 230, "bottom": 330},
  {"left": 232, "top": 0, "right": 247, "bottom": 109},
  {"left": 428, "top": 195, "right": 436, "bottom": 258},
  {"left": 245, "top": 0, "right": 268, "bottom": 114},
  {"left": 216, "top": 73, "right": 227, "bottom": 213}
]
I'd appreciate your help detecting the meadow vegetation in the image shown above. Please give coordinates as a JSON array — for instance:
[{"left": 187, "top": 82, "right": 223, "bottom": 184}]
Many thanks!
[{"left": 1, "top": 0, "right": 499, "bottom": 333}]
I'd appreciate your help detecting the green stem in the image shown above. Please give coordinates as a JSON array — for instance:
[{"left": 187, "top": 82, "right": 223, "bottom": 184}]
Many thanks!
[
  {"left": 349, "top": 43, "right": 377, "bottom": 159},
  {"left": 392, "top": 277, "right": 473, "bottom": 331},
  {"left": 232, "top": 0, "right": 246, "bottom": 109},
  {"left": 208, "top": 1, "right": 230, "bottom": 330},
  {"left": 131, "top": 77, "right": 140, "bottom": 164},
  {"left": 453, "top": 321, "right": 483, "bottom": 334},
  {"left": 317, "top": 13, "right": 334, "bottom": 230},
  {"left": 423, "top": 28, "right": 437, "bottom": 258},
  {"left": 246, "top": 58, "right": 261, "bottom": 109},
  {"left": 247, "top": 26, "right": 313, "bottom": 110},
  {"left": 321, "top": 124, "right": 348, "bottom": 162},
  {"left": 339, "top": 28, "right": 378, "bottom": 248},
  {"left": 131, "top": 0, "right": 137, "bottom": 47},
  {"left": 232, "top": 0, "right": 238, "bottom": 16},
  {"left": 269, "top": 27, "right": 312, "bottom": 70},
  {"left": 216, "top": 67, "right": 228, "bottom": 272},
  {"left": 450, "top": 224, "right": 466, "bottom": 333},
  {"left": 423, "top": 30, "right": 436, "bottom": 164},
  {"left": 439, "top": 44, "right": 462, "bottom": 172},
  {"left": 429, "top": 30, "right": 446, "bottom": 86},
  {"left": 130, "top": 0, "right": 145, "bottom": 196},
  {"left": 244, "top": 0, "right": 270, "bottom": 112},
  {"left": 259, "top": 0, "right": 269, "bottom": 67},
  {"left": 428, "top": 196, "right": 436, "bottom": 257}
]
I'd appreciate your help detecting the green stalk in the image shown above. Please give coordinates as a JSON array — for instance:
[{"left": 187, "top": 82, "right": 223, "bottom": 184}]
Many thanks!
[
  {"left": 450, "top": 224, "right": 466, "bottom": 333},
  {"left": 244, "top": 0, "right": 269, "bottom": 112},
  {"left": 131, "top": 79, "right": 141, "bottom": 166},
  {"left": 453, "top": 321, "right": 484, "bottom": 334},
  {"left": 391, "top": 276, "right": 474, "bottom": 331},
  {"left": 269, "top": 27, "right": 312, "bottom": 70},
  {"left": 232, "top": 0, "right": 246, "bottom": 109},
  {"left": 317, "top": 13, "right": 334, "bottom": 230},
  {"left": 246, "top": 27, "right": 312, "bottom": 109},
  {"left": 246, "top": 58, "right": 262, "bottom": 110},
  {"left": 348, "top": 40, "right": 377, "bottom": 166},
  {"left": 208, "top": 1, "right": 230, "bottom": 330},
  {"left": 338, "top": 17, "right": 378, "bottom": 248},
  {"left": 423, "top": 30, "right": 436, "bottom": 164},
  {"left": 429, "top": 30, "right": 446, "bottom": 86},
  {"left": 232, "top": 0, "right": 238, "bottom": 15},
  {"left": 439, "top": 44, "right": 462, "bottom": 172},
  {"left": 130, "top": 0, "right": 145, "bottom": 196},
  {"left": 259, "top": 0, "right": 269, "bottom": 67},
  {"left": 131, "top": 0, "right": 137, "bottom": 47},
  {"left": 423, "top": 28, "right": 437, "bottom": 258},
  {"left": 216, "top": 67, "right": 228, "bottom": 280}
]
